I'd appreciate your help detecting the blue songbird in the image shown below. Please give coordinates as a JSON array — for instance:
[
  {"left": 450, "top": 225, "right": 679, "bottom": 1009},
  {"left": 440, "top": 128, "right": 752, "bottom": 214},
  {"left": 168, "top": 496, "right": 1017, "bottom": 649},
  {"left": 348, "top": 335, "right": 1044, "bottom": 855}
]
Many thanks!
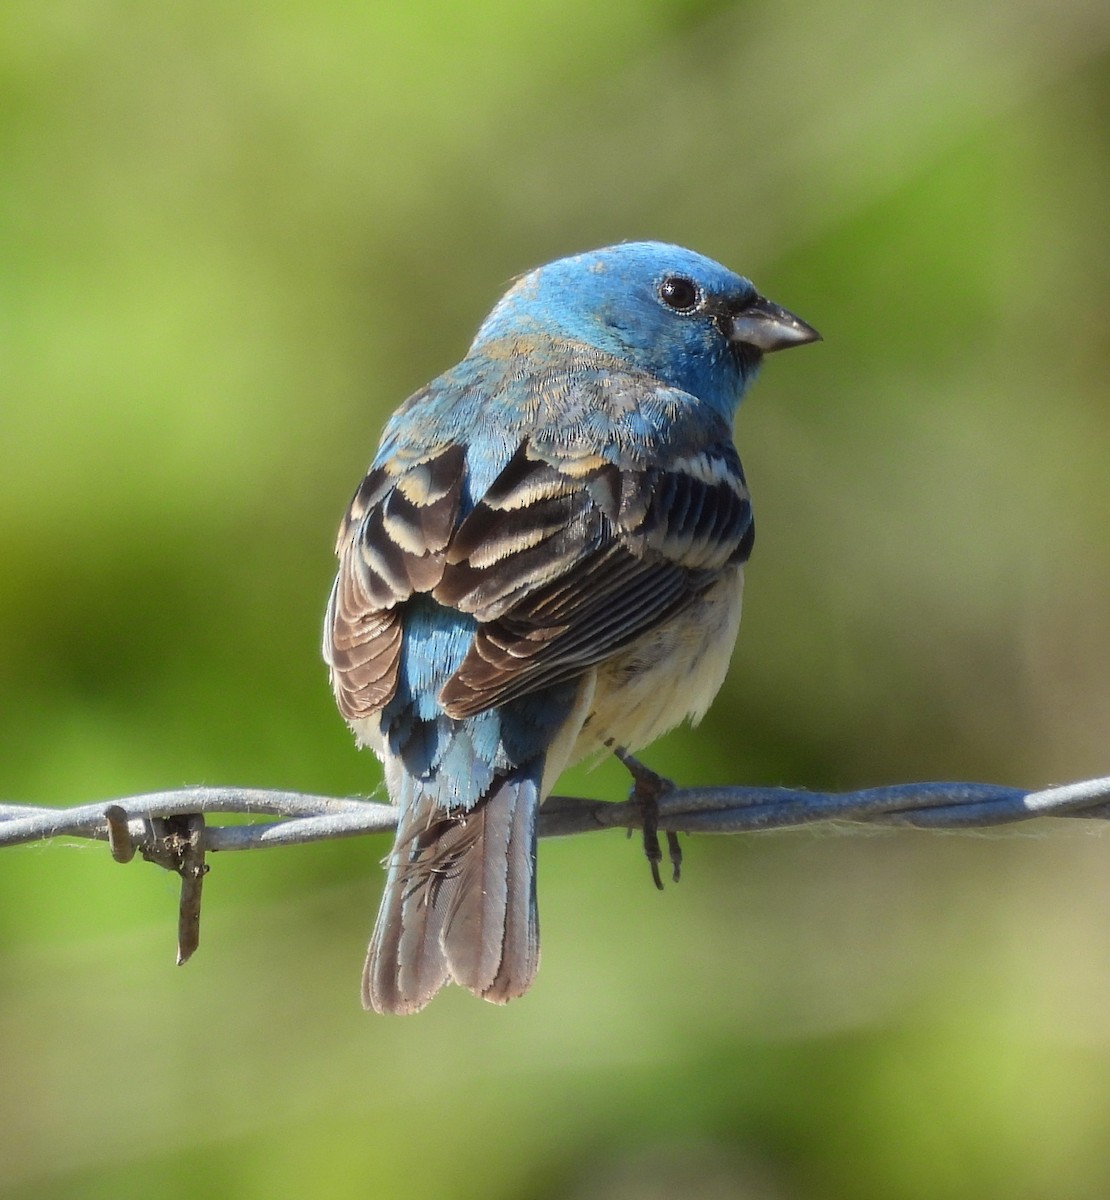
[{"left": 324, "top": 242, "right": 819, "bottom": 1012}]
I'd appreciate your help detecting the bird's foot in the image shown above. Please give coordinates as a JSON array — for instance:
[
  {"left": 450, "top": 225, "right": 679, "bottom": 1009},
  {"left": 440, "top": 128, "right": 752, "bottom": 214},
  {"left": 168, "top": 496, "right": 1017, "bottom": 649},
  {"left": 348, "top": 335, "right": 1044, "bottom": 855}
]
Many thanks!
[{"left": 612, "top": 748, "right": 681, "bottom": 889}]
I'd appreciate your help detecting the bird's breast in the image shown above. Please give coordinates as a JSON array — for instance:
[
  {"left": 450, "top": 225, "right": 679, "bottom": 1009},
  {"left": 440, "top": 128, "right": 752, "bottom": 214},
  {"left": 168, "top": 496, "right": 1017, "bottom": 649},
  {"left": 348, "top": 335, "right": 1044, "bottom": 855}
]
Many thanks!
[{"left": 573, "top": 564, "right": 745, "bottom": 759}]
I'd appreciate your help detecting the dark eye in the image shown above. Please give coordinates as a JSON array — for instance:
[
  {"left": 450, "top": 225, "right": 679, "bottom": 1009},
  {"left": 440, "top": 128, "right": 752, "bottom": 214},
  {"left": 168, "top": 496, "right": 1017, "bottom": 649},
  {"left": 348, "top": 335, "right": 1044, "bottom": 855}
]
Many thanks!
[{"left": 658, "top": 275, "right": 701, "bottom": 313}]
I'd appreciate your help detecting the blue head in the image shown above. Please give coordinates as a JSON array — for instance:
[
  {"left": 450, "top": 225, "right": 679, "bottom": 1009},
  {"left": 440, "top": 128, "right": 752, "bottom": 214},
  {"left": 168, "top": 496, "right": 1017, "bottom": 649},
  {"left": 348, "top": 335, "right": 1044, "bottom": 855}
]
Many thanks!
[{"left": 471, "top": 242, "right": 819, "bottom": 419}]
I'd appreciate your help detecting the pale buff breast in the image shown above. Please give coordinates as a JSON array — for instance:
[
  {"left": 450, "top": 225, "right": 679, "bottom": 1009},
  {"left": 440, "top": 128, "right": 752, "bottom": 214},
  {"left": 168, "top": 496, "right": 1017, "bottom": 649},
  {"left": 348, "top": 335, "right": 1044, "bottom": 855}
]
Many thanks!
[{"left": 570, "top": 564, "right": 745, "bottom": 762}]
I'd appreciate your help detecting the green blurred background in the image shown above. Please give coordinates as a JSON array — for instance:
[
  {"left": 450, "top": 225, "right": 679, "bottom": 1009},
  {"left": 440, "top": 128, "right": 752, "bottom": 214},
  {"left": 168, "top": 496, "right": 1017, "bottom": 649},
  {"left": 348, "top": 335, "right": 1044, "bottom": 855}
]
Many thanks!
[{"left": 3, "top": 1, "right": 1109, "bottom": 1196}]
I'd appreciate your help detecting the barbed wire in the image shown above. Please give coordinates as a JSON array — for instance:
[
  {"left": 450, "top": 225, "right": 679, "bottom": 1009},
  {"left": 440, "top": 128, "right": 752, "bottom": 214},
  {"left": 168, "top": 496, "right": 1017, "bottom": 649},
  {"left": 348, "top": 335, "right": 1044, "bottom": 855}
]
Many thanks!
[
  {"left": 4, "top": 774, "right": 1110, "bottom": 853},
  {"left": 4, "top": 774, "right": 1109, "bottom": 963}
]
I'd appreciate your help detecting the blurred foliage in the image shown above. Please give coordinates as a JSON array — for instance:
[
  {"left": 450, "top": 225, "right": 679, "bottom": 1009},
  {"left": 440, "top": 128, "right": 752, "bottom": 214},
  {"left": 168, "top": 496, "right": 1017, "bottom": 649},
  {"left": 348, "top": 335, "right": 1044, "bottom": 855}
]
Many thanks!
[{"left": 2, "top": 0, "right": 1109, "bottom": 1197}]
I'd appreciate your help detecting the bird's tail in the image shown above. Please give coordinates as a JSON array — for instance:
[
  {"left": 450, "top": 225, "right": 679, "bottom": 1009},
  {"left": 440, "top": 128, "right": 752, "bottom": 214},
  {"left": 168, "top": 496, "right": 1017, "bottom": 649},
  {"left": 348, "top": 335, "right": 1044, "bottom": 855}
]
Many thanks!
[{"left": 363, "top": 766, "right": 540, "bottom": 1015}]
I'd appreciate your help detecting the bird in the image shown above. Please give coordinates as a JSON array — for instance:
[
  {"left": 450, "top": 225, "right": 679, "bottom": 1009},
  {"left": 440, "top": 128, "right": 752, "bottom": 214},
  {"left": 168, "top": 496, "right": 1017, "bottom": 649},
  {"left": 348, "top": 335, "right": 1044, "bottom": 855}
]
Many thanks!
[{"left": 323, "top": 241, "right": 819, "bottom": 1013}]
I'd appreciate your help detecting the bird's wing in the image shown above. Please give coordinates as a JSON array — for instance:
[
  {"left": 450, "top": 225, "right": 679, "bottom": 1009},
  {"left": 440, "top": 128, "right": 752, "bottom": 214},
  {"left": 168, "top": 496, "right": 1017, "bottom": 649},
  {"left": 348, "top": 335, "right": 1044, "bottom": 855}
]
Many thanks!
[
  {"left": 324, "top": 442, "right": 466, "bottom": 721},
  {"left": 325, "top": 411, "right": 752, "bottom": 725},
  {"left": 434, "top": 437, "right": 753, "bottom": 718}
]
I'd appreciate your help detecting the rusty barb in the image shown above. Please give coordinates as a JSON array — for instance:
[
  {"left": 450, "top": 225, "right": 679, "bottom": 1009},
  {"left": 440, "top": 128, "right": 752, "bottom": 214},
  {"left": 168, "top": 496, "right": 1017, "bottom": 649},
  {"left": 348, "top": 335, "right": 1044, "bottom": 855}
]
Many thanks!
[{"left": 104, "top": 806, "right": 208, "bottom": 965}]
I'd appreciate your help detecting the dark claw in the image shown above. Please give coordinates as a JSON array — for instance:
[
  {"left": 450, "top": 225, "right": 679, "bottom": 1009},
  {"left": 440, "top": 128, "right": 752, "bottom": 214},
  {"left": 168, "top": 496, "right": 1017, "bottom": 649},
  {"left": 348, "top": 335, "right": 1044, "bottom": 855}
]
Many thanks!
[
  {"left": 613, "top": 748, "right": 680, "bottom": 889},
  {"left": 666, "top": 830, "right": 682, "bottom": 884},
  {"left": 644, "top": 821, "right": 663, "bottom": 891}
]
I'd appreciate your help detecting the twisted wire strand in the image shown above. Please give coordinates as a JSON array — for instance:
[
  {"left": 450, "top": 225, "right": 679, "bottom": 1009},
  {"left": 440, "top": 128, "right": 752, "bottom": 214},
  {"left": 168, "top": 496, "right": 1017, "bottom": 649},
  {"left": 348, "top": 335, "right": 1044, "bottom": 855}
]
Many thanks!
[{"left": 3, "top": 775, "right": 1109, "bottom": 854}]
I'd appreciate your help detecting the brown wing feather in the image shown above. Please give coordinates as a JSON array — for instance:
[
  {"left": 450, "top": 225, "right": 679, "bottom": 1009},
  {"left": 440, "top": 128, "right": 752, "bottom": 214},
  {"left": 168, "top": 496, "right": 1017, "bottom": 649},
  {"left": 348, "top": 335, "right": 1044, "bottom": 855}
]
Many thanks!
[
  {"left": 324, "top": 443, "right": 466, "bottom": 721},
  {"left": 436, "top": 443, "right": 751, "bottom": 719},
  {"left": 327, "top": 437, "right": 751, "bottom": 725}
]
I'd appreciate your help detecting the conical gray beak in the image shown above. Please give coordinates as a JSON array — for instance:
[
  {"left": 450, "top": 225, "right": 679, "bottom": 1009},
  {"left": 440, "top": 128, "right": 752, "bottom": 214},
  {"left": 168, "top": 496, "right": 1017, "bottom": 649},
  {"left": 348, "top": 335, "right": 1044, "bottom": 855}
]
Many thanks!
[{"left": 728, "top": 295, "right": 821, "bottom": 353}]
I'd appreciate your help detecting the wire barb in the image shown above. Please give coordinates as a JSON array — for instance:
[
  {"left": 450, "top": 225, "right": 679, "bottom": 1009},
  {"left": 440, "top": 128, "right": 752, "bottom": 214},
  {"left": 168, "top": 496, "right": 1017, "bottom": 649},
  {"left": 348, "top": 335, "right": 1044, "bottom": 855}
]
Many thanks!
[
  {"left": 174, "top": 814, "right": 207, "bottom": 966},
  {"left": 103, "top": 805, "right": 136, "bottom": 863},
  {"left": 122, "top": 811, "right": 210, "bottom": 965}
]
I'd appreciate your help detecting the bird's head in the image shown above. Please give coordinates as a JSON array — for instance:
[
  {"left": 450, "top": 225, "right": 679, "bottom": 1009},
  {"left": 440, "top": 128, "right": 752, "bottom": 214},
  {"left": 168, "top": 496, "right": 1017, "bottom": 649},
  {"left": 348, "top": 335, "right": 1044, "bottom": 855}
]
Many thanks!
[{"left": 471, "top": 241, "right": 819, "bottom": 418}]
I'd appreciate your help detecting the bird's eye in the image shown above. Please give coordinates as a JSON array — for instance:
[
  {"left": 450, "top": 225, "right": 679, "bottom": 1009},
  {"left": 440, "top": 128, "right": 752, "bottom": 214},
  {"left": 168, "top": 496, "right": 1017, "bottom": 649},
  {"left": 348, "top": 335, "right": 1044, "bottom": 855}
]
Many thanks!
[{"left": 658, "top": 276, "right": 701, "bottom": 313}]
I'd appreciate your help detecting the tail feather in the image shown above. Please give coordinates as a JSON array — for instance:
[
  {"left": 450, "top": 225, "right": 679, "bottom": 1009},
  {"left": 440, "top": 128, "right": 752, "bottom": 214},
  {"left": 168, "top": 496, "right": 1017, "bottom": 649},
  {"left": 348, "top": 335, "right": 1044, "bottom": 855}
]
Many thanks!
[
  {"left": 362, "top": 770, "right": 539, "bottom": 1014},
  {"left": 443, "top": 776, "right": 538, "bottom": 1002},
  {"left": 480, "top": 785, "right": 539, "bottom": 1003},
  {"left": 362, "top": 855, "right": 450, "bottom": 1015}
]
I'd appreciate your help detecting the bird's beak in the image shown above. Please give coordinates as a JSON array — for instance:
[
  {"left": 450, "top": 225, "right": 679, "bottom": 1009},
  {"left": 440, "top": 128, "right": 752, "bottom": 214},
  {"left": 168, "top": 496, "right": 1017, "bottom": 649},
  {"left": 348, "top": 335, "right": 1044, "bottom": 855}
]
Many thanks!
[{"left": 728, "top": 295, "right": 821, "bottom": 353}]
